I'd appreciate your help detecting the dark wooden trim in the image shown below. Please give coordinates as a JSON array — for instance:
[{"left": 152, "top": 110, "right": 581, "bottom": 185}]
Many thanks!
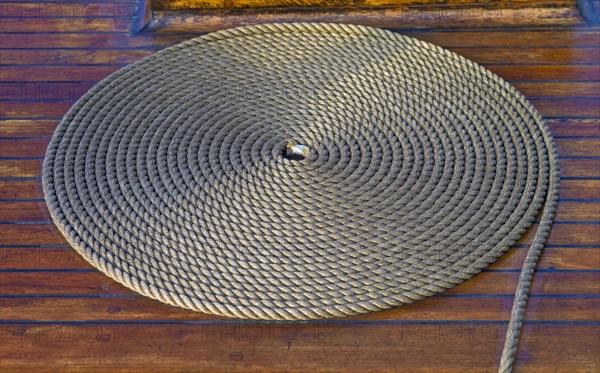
[
  {"left": 145, "top": 5, "right": 584, "bottom": 33},
  {"left": 152, "top": 0, "right": 578, "bottom": 11}
]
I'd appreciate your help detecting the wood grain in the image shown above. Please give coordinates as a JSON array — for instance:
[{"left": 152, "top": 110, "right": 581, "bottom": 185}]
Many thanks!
[
  {"left": 0, "top": 180, "right": 43, "bottom": 200},
  {"left": 546, "top": 119, "right": 600, "bottom": 137},
  {"left": 514, "top": 82, "right": 600, "bottom": 99},
  {"left": 147, "top": 7, "right": 583, "bottom": 34},
  {"left": 0, "top": 296, "right": 598, "bottom": 322},
  {"left": 408, "top": 30, "right": 600, "bottom": 48},
  {"left": 2, "top": 30, "right": 599, "bottom": 49},
  {"left": 0, "top": 323, "right": 597, "bottom": 372},
  {"left": 0, "top": 49, "right": 156, "bottom": 65},
  {"left": 559, "top": 158, "right": 600, "bottom": 178},
  {"left": 0, "top": 160, "right": 43, "bottom": 178},
  {"left": 0, "top": 120, "right": 59, "bottom": 138},
  {"left": 560, "top": 179, "right": 600, "bottom": 199},
  {"left": 0, "top": 18, "right": 133, "bottom": 33},
  {"left": 154, "top": 0, "right": 578, "bottom": 11}
]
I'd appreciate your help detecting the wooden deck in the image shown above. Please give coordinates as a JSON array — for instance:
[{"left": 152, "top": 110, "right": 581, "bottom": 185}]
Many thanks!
[{"left": 0, "top": 1, "right": 599, "bottom": 371}]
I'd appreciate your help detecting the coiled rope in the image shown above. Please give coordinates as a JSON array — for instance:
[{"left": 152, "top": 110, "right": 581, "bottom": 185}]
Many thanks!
[{"left": 43, "top": 23, "right": 559, "bottom": 372}]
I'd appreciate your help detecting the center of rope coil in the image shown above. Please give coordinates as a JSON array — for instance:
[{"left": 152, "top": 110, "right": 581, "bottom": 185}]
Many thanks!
[{"left": 283, "top": 141, "right": 309, "bottom": 161}]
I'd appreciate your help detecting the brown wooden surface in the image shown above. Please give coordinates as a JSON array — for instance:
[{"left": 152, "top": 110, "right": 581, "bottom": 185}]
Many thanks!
[
  {"left": 0, "top": 1, "right": 599, "bottom": 372},
  {"left": 148, "top": 7, "right": 583, "bottom": 32}
]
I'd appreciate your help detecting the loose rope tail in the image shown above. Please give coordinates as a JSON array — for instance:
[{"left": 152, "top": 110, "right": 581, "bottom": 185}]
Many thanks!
[{"left": 498, "top": 130, "right": 560, "bottom": 373}]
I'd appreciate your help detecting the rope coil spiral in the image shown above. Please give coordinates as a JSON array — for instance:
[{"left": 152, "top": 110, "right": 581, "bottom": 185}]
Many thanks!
[{"left": 43, "top": 23, "right": 559, "bottom": 372}]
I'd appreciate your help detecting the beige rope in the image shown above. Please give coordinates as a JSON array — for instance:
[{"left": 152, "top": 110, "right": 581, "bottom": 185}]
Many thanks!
[{"left": 43, "top": 23, "right": 559, "bottom": 371}]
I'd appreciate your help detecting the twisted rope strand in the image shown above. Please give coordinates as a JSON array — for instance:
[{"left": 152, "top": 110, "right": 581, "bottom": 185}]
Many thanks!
[{"left": 499, "top": 116, "right": 560, "bottom": 373}]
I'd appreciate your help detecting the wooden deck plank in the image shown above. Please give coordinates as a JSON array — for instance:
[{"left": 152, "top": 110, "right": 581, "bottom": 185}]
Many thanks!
[
  {"left": 0, "top": 0, "right": 137, "bottom": 34},
  {"left": 0, "top": 202, "right": 50, "bottom": 221},
  {"left": 546, "top": 119, "right": 600, "bottom": 137},
  {"left": 0, "top": 296, "right": 597, "bottom": 322},
  {"left": 556, "top": 138, "right": 600, "bottom": 157},
  {"left": 560, "top": 179, "right": 600, "bottom": 199},
  {"left": 2, "top": 30, "right": 599, "bottom": 49},
  {"left": 0, "top": 180, "right": 43, "bottom": 200},
  {"left": 0, "top": 324, "right": 597, "bottom": 372},
  {"left": 0, "top": 18, "right": 133, "bottom": 32},
  {"left": 555, "top": 201, "right": 600, "bottom": 221},
  {"left": 489, "top": 65, "right": 600, "bottom": 81},
  {"left": 529, "top": 99, "right": 600, "bottom": 118},
  {"left": 1, "top": 247, "right": 86, "bottom": 269},
  {"left": 0, "top": 49, "right": 156, "bottom": 65},
  {"left": 406, "top": 30, "right": 600, "bottom": 48},
  {"left": 0, "top": 33, "right": 173, "bottom": 49},
  {"left": 0, "top": 264, "right": 598, "bottom": 297},
  {"left": 0, "top": 160, "right": 43, "bottom": 178},
  {"left": 559, "top": 158, "right": 600, "bottom": 178},
  {"left": 0, "top": 139, "right": 51, "bottom": 157},
  {"left": 0, "top": 2, "right": 138, "bottom": 17},
  {"left": 515, "top": 83, "right": 600, "bottom": 99},
  {"left": 0, "top": 120, "right": 60, "bottom": 138},
  {"left": 0, "top": 322, "right": 507, "bottom": 372}
]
